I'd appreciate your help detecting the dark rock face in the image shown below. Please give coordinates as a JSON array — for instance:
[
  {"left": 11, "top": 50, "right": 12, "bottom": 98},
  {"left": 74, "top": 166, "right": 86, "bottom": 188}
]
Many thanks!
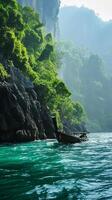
[
  {"left": 0, "top": 64, "right": 56, "bottom": 143},
  {"left": 0, "top": 62, "right": 87, "bottom": 143}
]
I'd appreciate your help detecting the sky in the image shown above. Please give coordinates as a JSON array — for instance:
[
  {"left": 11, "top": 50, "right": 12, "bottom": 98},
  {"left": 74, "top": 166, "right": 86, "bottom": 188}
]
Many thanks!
[{"left": 61, "top": 0, "right": 112, "bottom": 21}]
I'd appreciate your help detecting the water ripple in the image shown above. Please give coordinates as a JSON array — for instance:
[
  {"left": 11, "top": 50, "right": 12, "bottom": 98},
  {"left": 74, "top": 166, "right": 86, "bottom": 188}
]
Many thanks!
[{"left": 0, "top": 133, "right": 112, "bottom": 199}]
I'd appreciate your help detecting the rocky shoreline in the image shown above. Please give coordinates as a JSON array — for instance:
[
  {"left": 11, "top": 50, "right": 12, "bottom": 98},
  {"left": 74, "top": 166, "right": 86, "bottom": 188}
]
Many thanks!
[{"left": 0, "top": 61, "right": 87, "bottom": 144}]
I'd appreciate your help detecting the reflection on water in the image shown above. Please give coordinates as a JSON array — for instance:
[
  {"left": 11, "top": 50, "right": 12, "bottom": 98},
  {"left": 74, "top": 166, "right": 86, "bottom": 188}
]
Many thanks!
[{"left": 0, "top": 133, "right": 112, "bottom": 200}]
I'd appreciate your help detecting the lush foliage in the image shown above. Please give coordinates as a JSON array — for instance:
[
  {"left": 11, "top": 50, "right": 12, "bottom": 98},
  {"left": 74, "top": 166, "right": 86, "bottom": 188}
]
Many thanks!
[
  {"left": 0, "top": 63, "right": 9, "bottom": 78},
  {"left": 0, "top": 0, "right": 85, "bottom": 130}
]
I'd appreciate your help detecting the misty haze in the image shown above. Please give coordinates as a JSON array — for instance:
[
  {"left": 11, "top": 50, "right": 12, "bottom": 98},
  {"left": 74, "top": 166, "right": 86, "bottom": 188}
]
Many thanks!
[{"left": 0, "top": 1, "right": 112, "bottom": 200}]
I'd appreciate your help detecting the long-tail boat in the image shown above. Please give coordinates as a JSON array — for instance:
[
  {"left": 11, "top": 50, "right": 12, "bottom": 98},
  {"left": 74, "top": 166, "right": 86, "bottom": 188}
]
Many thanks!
[{"left": 52, "top": 117, "right": 87, "bottom": 144}]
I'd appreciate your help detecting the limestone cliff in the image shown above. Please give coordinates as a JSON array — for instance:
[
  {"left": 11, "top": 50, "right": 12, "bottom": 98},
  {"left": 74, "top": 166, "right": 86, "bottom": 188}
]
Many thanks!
[
  {"left": 0, "top": 0, "right": 87, "bottom": 143},
  {"left": 18, "top": 0, "right": 60, "bottom": 35},
  {"left": 0, "top": 60, "right": 56, "bottom": 143}
]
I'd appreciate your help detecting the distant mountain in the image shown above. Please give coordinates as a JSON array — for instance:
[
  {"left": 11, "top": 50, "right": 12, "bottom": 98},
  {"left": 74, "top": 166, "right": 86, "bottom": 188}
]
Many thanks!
[
  {"left": 58, "top": 42, "right": 112, "bottom": 132},
  {"left": 18, "top": 0, "right": 60, "bottom": 34},
  {"left": 59, "top": 6, "right": 112, "bottom": 132},
  {"left": 59, "top": 6, "right": 112, "bottom": 74}
]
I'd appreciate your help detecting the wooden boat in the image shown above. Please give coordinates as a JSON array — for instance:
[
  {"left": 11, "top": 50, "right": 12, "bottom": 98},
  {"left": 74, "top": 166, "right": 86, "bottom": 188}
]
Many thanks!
[
  {"left": 56, "top": 131, "right": 87, "bottom": 144},
  {"left": 52, "top": 117, "right": 87, "bottom": 144}
]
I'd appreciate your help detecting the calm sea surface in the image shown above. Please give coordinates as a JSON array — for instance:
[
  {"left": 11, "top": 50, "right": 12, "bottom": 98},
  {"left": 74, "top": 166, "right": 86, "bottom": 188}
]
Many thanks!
[{"left": 0, "top": 133, "right": 112, "bottom": 200}]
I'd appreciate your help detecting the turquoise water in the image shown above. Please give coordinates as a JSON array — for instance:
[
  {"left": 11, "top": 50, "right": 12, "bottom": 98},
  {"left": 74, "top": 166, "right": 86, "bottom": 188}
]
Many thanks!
[{"left": 0, "top": 133, "right": 112, "bottom": 200}]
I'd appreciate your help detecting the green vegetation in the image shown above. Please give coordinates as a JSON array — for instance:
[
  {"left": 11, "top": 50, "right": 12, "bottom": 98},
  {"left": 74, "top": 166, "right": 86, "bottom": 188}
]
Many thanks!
[
  {"left": 0, "top": 63, "right": 9, "bottom": 78},
  {"left": 0, "top": 0, "right": 85, "bottom": 130}
]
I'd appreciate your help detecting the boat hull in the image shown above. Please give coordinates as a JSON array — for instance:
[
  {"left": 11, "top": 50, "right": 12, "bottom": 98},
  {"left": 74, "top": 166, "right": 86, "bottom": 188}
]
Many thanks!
[{"left": 57, "top": 132, "right": 87, "bottom": 144}]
